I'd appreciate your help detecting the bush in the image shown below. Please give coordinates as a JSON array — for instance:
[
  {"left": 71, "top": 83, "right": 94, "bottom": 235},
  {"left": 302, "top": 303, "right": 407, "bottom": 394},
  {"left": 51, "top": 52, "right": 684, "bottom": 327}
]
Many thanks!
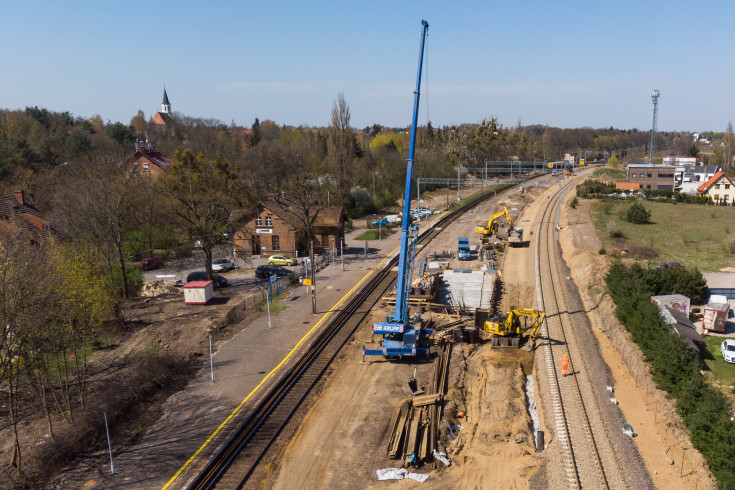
[
  {"left": 569, "top": 197, "right": 578, "bottom": 209},
  {"left": 598, "top": 248, "right": 606, "bottom": 255},
  {"left": 626, "top": 202, "right": 651, "bottom": 224}
]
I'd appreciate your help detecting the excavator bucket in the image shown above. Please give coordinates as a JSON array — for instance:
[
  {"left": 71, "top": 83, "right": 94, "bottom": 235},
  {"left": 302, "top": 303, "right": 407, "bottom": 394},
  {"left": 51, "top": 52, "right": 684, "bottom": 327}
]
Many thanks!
[{"left": 521, "top": 338, "right": 535, "bottom": 351}]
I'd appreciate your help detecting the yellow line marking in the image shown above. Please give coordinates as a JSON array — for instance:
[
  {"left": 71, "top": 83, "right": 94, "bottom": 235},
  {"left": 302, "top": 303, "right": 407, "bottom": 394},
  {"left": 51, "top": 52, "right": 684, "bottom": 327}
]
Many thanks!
[{"left": 163, "top": 264, "right": 380, "bottom": 489}]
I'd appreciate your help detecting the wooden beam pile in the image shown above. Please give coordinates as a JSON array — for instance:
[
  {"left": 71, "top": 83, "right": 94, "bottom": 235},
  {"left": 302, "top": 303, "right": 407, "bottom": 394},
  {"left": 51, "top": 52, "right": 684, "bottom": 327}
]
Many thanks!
[{"left": 385, "top": 340, "right": 452, "bottom": 466}]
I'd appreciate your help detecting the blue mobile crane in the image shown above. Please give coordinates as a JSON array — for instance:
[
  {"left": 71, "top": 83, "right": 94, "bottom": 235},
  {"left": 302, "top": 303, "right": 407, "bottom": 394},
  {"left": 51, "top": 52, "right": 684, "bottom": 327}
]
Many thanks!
[{"left": 363, "top": 20, "right": 432, "bottom": 359}]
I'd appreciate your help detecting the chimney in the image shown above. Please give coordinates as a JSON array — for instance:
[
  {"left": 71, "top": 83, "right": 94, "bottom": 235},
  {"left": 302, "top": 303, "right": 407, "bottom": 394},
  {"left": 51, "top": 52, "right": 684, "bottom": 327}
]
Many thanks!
[{"left": 14, "top": 190, "right": 24, "bottom": 205}]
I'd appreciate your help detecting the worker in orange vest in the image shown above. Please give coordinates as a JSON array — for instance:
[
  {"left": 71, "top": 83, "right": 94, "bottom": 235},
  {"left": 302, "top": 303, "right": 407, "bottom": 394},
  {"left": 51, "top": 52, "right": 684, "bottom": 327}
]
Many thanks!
[{"left": 560, "top": 353, "right": 570, "bottom": 377}]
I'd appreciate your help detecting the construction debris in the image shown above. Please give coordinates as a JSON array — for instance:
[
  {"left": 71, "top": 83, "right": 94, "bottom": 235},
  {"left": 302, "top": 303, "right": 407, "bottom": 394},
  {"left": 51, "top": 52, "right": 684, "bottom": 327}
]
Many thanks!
[
  {"left": 385, "top": 340, "right": 452, "bottom": 467},
  {"left": 375, "top": 468, "right": 429, "bottom": 483}
]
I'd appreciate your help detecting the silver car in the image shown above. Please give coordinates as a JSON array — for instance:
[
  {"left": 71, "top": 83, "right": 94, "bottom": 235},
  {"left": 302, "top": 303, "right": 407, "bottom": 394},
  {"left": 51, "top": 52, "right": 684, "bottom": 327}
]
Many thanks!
[{"left": 212, "top": 258, "right": 235, "bottom": 272}]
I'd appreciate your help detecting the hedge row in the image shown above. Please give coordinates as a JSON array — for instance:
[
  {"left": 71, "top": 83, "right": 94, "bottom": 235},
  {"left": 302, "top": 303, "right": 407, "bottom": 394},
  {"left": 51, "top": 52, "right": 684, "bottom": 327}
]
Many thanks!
[{"left": 605, "top": 262, "right": 735, "bottom": 488}]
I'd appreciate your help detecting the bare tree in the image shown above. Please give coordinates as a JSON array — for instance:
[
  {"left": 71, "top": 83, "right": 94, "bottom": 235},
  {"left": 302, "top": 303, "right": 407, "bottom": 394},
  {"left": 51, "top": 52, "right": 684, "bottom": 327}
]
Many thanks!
[
  {"left": 725, "top": 121, "right": 734, "bottom": 172},
  {"left": 54, "top": 152, "right": 137, "bottom": 298},
  {"left": 326, "top": 93, "right": 354, "bottom": 201}
]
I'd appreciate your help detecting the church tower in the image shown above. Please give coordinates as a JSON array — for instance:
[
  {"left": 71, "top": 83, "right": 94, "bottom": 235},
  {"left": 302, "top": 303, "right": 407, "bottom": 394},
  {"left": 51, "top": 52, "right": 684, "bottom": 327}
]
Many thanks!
[{"left": 161, "top": 87, "right": 171, "bottom": 114}]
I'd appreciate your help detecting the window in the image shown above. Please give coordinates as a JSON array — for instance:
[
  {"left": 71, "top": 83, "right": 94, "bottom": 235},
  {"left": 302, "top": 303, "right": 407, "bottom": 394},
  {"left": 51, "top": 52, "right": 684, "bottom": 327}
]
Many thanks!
[
  {"left": 321, "top": 234, "right": 330, "bottom": 247},
  {"left": 631, "top": 173, "right": 636, "bottom": 178},
  {"left": 266, "top": 216, "right": 272, "bottom": 226},
  {"left": 255, "top": 216, "right": 262, "bottom": 226},
  {"left": 726, "top": 184, "right": 731, "bottom": 189},
  {"left": 142, "top": 163, "right": 149, "bottom": 172},
  {"left": 647, "top": 173, "right": 652, "bottom": 178},
  {"left": 714, "top": 194, "right": 720, "bottom": 202},
  {"left": 725, "top": 195, "right": 730, "bottom": 202},
  {"left": 272, "top": 235, "right": 280, "bottom": 250},
  {"left": 43, "top": 224, "right": 50, "bottom": 232},
  {"left": 715, "top": 184, "right": 720, "bottom": 189}
]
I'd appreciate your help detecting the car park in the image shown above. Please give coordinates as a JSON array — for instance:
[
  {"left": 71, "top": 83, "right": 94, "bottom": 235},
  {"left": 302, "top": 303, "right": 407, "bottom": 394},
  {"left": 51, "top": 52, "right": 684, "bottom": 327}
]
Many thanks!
[
  {"left": 721, "top": 339, "right": 735, "bottom": 363},
  {"left": 186, "top": 271, "right": 228, "bottom": 288},
  {"left": 255, "top": 265, "right": 292, "bottom": 280},
  {"left": 267, "top": 255, "right": 298, "bottom": 266},
  {"left": 141, "top": 257, "right": 163, "bottom": 270},
  {"left": 212, "top": 258, "right": 235, "bottom": 272}
]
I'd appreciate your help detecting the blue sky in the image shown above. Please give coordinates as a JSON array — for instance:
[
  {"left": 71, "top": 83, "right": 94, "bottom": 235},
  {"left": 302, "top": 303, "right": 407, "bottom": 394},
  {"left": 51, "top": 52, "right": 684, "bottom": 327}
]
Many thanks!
[{"left": 1, "top": 0, "right": 733, "bottom": 132}]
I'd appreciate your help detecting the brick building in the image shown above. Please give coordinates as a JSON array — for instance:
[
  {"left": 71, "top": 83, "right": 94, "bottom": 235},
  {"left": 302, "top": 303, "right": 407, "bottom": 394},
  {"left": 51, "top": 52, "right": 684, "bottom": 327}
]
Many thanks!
[
  {"left": 130, "top": 141, "right": 171, "bottom": 175},
  {"left": 232, "top": 197, "right": 346, "bottom": 258},
  {"left": 626, "top": 163, "right": 676, "bottom": 190},
  {"left": 151, "top": 88, "right": 172, "bottom": 126}
]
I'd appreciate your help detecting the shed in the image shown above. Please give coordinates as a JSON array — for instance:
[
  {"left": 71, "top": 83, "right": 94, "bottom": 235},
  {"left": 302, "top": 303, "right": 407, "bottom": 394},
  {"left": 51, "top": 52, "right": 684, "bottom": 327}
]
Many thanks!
[
  {"left": 651, "top": 294, "right": 690, "bottom": 317},
  {"left": 660, "top": 305, "right": 704, "bottom": 350},
  {"left": 184, "top": 280, "right": 214, "bottom": 305},
  {"left": 703, "top": 302, "right": 729, "bottom": 332}
]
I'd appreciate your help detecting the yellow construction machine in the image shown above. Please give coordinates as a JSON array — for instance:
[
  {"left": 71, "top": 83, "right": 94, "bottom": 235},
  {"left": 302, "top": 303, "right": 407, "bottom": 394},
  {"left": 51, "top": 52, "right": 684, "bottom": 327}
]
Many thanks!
[
  {"left": 483, "top": 308, "right": 546, "bottom": 350},
  {"left": 475, "top": 206, "right": 512, "bottom": 237}
]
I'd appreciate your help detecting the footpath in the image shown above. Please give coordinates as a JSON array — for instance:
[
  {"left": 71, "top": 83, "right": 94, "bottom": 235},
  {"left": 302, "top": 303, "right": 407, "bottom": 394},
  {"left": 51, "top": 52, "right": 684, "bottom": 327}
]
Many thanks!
[{"left": 80, "top": 225, "right": 412, "bottom": 489}]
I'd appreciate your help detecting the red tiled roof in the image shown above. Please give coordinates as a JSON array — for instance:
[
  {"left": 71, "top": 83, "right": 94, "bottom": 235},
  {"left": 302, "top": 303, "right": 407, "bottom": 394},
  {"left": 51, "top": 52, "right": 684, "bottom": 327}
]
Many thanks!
[
  {"left": 0, "top": 192, "right": 55, "bottom": 245},
  {"left": 616, "top": 182, "right": 640, "bottom": 191},
  {"left": 697, "top": 171, "right": 727, "bottom": 192}
]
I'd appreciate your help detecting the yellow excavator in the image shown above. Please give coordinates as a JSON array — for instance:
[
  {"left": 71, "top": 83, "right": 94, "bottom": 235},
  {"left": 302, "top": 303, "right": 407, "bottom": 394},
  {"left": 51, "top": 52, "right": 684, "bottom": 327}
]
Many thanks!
[
  {"left": 475, "top": 206, "right": 512, "bottom": 237},
  {"left": 483, "top": 308, "right": 546, "bottom": 350}
]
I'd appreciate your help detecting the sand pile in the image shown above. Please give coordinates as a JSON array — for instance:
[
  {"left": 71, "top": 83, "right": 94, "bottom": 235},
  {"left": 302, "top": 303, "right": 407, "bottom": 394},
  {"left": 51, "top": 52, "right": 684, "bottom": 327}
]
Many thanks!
[{"left": 139, "top": 281, "right": 182, "bottom": 297}]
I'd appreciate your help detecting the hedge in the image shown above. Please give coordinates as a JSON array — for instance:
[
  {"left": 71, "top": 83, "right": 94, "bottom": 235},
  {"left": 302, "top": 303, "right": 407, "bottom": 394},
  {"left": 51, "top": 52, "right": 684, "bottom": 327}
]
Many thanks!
[{"left": 605, "top": 262, "right": 735, "bottom": 488}]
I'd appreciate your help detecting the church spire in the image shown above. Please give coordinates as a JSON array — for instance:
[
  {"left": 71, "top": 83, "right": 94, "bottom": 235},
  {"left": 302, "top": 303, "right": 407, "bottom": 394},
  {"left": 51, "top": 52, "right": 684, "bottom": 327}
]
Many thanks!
[{"left": 161, "top": 87, "right": 171, "bottom": 114}]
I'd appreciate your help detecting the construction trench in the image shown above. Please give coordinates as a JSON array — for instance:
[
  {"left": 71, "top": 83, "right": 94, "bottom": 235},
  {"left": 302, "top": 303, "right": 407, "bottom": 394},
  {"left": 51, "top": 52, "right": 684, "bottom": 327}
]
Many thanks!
[{"left": 256, "top": 186, "right": 547, "bottom": 489}]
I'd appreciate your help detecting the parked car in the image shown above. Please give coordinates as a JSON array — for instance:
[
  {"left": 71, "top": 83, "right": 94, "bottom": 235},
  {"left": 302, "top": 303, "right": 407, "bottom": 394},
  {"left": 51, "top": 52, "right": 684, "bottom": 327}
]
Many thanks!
[
  {"left": 141, "top": 257, "right": 163, "bottom": 270},
  {"left": 721, "top": 339, "right": 735, "bottom": 363},
  {"left": 267, "top": 255, "right": 298, "bottom": 266},
  {"left": 372, "top": 218, "right": 388, "bottom": 227},
  {"left": 212, "top": 258, "right": 235, "bottom": 272},
  {"left": 255, "top": 265, "right": 291, "bottom": 280},
  {"left": 186, "top": 271, "right": 228, "bottom": 288},
  {"left": 655, "top": 261, "right": 685, "bottom": 271}
]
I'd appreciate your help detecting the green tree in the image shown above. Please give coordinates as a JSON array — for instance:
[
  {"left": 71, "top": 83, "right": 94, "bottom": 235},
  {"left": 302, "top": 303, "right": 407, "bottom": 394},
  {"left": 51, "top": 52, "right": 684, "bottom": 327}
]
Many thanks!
[
  {"left": 250, "top": 117, "right": 261, "bottom": 147},
  {"left": 105, "top": 122, "right": 136, "bottom": 146},
  {"left": 607, "top": 154, "right": 620, "bottom": 168},
  {"left": 687, "top": 143, "right": 700, "bottom": 158},
  {"left": 160, "top": 150, "right": 237, "bottom": 279},
  {"left": 626, "top": 202, "right": 651, "bottom": 224}
]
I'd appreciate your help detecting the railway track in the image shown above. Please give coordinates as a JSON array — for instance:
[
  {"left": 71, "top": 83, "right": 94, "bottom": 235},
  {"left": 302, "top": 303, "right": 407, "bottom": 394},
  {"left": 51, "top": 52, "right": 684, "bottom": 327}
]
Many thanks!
[
  {"left": 185, "top": 182, "right": 520, "bottom": 489},
  {"left": 535, "top": 174, "right": 652, "bottom": 489}
]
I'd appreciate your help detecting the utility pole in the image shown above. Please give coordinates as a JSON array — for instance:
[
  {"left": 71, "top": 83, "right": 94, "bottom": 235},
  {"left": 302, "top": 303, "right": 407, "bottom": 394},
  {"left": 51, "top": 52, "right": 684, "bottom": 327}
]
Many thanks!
[
  {"left": 309, "top": 240, "right": 316, "bottom": 313},
  {"left": 649, "top": 90, "right": 660, "bottom": 164}
]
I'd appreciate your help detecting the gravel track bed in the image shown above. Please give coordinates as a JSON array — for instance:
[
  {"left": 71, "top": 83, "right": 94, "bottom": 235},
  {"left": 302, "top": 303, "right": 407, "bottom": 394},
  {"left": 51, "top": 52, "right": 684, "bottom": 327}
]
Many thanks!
[{"left": 535, "top": 180, "right": 653, "bottom": 489}]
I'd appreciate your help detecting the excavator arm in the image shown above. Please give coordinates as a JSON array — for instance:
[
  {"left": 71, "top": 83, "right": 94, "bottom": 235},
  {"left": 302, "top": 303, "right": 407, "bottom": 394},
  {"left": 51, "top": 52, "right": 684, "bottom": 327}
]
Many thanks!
[{"left": 474, "top": 207, "right": 512, "bottom": 236}]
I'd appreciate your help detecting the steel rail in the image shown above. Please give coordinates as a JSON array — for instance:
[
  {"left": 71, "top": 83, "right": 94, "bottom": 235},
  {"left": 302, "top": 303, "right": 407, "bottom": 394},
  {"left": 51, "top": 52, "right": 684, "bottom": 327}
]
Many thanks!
[
  {"left": 535, "top": 175, "right": 608, "bottom": 489},
  {"left": 186, "top": 182, "right": 521, "bottom": 489}
]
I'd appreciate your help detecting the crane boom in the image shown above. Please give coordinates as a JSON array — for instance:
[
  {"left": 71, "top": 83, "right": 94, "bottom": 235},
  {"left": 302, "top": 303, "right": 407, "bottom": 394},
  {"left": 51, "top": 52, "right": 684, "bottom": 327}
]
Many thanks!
[{"left": 363, "top": 20, "right": 431, "bottom": 358}]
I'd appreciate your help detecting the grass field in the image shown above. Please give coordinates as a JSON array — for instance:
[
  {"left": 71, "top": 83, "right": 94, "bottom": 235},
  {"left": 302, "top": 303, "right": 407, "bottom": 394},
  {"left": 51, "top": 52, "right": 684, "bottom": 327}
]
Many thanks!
[
  {"left": 702, "top": 337, "right": 735, "bottom": 388},
  {"left": 355, "top": 229, "right": 392, "bottom": 241},
  {"left": 591, "top": 199, "right": 735, "bottom": 271}
]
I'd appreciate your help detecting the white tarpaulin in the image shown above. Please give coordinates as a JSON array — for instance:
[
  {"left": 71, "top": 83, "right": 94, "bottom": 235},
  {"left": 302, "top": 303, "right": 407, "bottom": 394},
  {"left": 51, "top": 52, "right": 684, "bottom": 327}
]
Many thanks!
[{"left": 375, "top": 468, "right": 429, "bottom": 483}]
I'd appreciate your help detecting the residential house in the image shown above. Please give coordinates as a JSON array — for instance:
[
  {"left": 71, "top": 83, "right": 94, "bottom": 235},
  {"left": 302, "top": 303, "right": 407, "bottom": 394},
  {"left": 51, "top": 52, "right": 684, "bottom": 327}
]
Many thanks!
[
  {"left": 130, "top": 140, "right": 172, "bottom": 175},
  {"left": 697, "top": 171, "right": 735, "bottom": 205},
  {"left": 232, "top": 197, "right": 346, "bottom": 258},
  {"left": 692, "top": 164, "right": 720, "bottom": 183},
  {"left": 0, "top": 190, "right": 55, "bottom": 245}
]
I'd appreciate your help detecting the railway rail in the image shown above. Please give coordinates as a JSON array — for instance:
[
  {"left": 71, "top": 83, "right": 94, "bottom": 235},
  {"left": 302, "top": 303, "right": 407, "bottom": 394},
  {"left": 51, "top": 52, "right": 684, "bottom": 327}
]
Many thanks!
[
  {"left": 535, "top": 173, "right": 652, "bottom": 488},
  {"left": 185, "top": 181, "right": 520, "bottom": 489}
]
